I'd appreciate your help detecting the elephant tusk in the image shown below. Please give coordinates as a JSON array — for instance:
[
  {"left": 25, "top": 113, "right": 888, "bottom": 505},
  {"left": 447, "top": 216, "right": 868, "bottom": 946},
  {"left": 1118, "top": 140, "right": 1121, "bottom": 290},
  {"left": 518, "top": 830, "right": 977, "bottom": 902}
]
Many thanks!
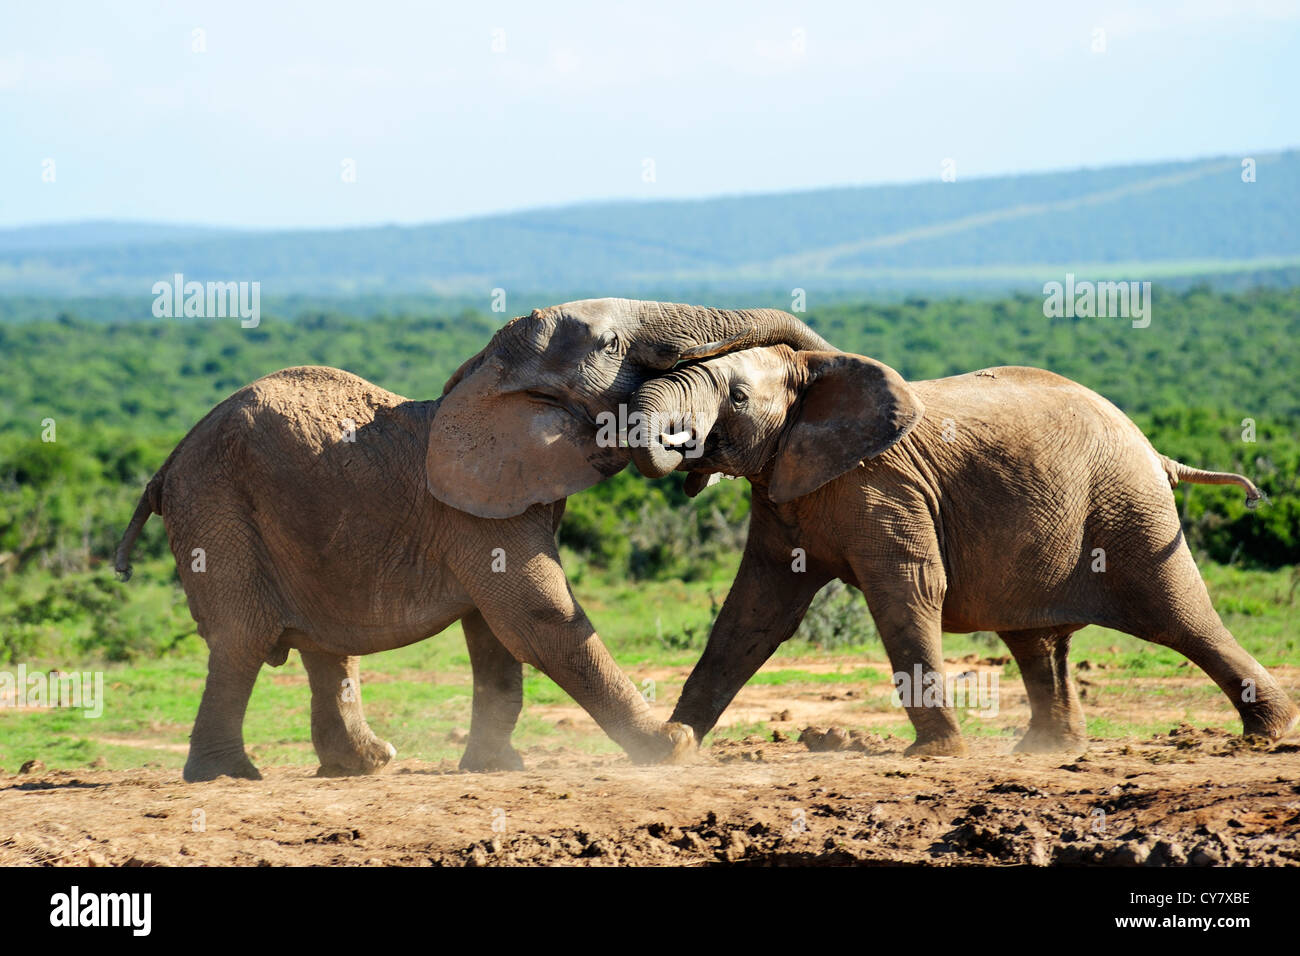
[
  {"left": 660, "top": 429, "right": 694, "bottom": 446},
  {"left": 678, "top": 327, "right": 756, "bottom": 362}
]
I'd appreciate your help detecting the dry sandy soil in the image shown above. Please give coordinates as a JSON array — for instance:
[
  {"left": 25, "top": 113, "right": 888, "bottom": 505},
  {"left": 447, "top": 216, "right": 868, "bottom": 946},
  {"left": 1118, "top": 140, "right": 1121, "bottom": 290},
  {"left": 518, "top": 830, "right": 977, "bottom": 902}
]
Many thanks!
[
  {"left": 2, "top": 729, "right": 1297, "bottom": 867},
  {"left": 2, "top": 655, "right": 1297, "bottom": 866}
]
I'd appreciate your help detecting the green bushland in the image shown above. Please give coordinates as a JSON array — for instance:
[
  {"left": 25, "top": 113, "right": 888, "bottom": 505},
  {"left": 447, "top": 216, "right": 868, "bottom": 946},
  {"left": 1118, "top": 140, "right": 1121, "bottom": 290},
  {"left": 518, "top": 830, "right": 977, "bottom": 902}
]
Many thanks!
[{"left": 0, "top": 288, "right": 1296, "bottom": 770}]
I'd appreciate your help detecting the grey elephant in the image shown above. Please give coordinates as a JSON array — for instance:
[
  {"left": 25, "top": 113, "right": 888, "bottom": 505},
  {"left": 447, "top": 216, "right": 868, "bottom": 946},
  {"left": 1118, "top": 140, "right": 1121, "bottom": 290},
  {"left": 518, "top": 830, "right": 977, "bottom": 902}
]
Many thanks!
[
  {"left": 115, "top": 300, "right": 831, "bottom": 781},
  {"left": 628, "top": 345, "right": 1298, "bottom": 755}
]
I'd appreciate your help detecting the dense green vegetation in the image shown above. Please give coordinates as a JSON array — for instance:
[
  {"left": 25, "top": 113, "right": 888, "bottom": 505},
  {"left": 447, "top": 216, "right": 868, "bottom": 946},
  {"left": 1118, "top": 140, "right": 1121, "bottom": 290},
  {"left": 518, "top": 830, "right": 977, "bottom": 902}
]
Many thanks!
[
  {"left": 3, "top": 284, "right": 1295, "bottom": 600},
  {"left": 0, "top": 286, "right": 1296, "bottom": 659},
  {"left": 0, "top": 287, "right": 1295, "bottom": 769}
]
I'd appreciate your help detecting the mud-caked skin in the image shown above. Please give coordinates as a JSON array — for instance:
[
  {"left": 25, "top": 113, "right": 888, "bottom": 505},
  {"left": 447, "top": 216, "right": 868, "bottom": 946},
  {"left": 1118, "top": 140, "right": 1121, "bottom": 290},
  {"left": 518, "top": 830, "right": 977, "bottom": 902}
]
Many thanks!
[
  {"left": 115, "top": 300, "right": 835, "bottom": 781},
  {"left": 630, "top": 347, "right": 1299, "bottom": 756}
]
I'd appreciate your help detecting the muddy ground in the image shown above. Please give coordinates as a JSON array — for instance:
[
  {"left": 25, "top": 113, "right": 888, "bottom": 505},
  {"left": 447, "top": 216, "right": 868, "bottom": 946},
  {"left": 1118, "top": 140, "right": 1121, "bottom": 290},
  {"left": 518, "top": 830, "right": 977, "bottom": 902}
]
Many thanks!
[
  {"left": 3, "top": 654, "right": 1298, "bottom": 866},
  {"left": 2, "top": 725, "right": 1297, "bottom": 867}
]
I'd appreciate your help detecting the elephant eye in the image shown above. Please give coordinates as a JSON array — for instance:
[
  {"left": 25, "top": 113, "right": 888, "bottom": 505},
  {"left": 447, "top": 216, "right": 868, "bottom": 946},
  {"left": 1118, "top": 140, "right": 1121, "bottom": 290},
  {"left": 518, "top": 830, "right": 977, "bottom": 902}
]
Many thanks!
[
  {"left": 603, "top": 333, "right": 620, "bottom": 353},
  {"left": 730, "top": 386, "right": 748, "bottom": 406}
]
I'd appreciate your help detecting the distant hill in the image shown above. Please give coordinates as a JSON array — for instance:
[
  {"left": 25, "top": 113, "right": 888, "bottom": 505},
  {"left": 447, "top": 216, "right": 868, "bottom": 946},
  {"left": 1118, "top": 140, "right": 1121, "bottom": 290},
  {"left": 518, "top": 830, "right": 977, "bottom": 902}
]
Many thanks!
[
  {"left": 0, "top": 222, "right": 235, "bottom": 253},
  {"left": 1, "top": 151, "right": 1296, "bottom": 298}
]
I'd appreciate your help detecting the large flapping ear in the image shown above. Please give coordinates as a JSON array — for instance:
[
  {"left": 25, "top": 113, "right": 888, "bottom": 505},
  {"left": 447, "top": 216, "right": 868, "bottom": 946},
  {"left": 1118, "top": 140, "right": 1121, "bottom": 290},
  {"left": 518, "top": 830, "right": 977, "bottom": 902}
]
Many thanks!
[
  {"left": 426, "top": 354, "right": 627, "bottom": 519},
  {"left": 767, "top": 352, "right": 924, "bottom": 504}
]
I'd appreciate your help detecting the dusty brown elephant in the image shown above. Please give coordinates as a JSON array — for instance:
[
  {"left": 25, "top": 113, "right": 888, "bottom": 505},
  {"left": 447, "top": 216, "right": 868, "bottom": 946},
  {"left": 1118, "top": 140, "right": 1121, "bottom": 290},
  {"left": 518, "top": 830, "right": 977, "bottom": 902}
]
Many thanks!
[
  {"left": 628, "top": 346, "right": 1298, "bottom": 755},
  {"left": 114, "top": 300, "right": 832, "bottom": 781}
]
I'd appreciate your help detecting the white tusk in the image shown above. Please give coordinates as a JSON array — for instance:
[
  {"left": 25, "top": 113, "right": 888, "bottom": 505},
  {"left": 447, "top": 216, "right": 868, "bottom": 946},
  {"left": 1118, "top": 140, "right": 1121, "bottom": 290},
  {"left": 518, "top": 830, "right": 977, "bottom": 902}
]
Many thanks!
[{"left": 660, "top": 429, "right": 694, "bottom": 446}]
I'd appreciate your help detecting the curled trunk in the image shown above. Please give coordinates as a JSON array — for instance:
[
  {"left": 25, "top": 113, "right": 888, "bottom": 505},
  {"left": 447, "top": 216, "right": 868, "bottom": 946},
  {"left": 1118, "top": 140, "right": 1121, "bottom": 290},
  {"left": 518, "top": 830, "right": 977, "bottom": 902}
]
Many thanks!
[
  {"left": 629, "top": 302, "right": 834, "bottom": 369},
  {"left": 630, "top": 376, "right": 712, "bottom": 479},
  {"left": 628, "top": 303, "right": 833, "bottom": 479}
]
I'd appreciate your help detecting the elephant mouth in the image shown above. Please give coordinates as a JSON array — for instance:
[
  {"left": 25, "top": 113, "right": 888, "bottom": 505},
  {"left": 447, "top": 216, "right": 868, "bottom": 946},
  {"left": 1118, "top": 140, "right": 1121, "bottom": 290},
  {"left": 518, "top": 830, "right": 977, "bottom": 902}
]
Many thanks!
[
  {"left": 633, "top": 417, "right": 717, "bottom": 476},
  {"left": 663, "top": 430, "right": 719, "bottom": 465}
]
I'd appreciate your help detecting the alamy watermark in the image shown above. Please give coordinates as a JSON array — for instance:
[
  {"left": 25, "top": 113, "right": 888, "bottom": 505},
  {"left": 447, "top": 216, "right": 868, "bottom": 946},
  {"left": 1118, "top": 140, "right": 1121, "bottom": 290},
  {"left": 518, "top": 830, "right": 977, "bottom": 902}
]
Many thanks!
[
  {"left": 1042, "top": 273, "right": 1151, "bottom": 328},
  {"left": 152, "top": 272, "right": 261, "bottom": 328},
  {"left": 594, "top": 405, "right": 703, "bottom": 458},
  {"left": 0, "top": 665, "right": 104, "bottom": 718},
  {"left": 891, "top": 665, "right": 999, "bottom": 718},
  {"left": 50, "top": 886, "right": 150, "bottom": 936}
]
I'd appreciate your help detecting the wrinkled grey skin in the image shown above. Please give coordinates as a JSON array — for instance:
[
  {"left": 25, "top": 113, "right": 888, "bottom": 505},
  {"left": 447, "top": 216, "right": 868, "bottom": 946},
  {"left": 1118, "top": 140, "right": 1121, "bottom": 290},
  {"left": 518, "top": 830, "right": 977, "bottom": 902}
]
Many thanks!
[
  {"left": 630, "top": 346, "right": 1298, "bottom": 755},
  {"left": 115, "top": 300, "right": 832, "bottom": 782}
]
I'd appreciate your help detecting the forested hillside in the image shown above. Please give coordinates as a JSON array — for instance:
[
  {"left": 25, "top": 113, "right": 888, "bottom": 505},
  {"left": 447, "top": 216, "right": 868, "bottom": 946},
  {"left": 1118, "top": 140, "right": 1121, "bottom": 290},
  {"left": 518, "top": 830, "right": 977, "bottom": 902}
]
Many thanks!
[
  {"left": 1, "top": 285, "right": 1295, "bottom": 598},
  {"left": 1, "top": 152, "right": 1296, "bottom": 296}
]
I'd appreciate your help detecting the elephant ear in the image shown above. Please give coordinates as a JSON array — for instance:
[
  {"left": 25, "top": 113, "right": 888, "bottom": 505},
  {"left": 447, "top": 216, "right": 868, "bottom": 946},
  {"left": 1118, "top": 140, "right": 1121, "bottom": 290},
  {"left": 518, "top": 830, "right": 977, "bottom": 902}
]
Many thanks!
[
  {"left": 768, "top": 353, "right": 924, "bottom": 505},
  {"left": 426, "top": 354, "right": 627, "bottom": 519}
]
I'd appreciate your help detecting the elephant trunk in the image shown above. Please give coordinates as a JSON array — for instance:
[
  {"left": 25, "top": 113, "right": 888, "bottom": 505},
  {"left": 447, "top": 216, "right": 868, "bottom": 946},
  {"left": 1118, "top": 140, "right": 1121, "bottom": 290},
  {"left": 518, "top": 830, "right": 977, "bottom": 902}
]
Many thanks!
[
  {"left": 629, "top": 374, "right": 713, "bottom": 479},
  {"left": 630, "top": 302, "right": 834, "bottom": 369}
]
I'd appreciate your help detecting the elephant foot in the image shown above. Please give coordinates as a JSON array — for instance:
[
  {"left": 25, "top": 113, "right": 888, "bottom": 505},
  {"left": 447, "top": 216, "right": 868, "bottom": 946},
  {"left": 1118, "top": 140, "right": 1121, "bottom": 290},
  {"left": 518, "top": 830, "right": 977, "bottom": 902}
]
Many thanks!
[
  {"left": 1241, "top": 702, "right": 1299, "bottom": 741},
  {"left": 1013, "top": 727, "right": 1089, "bottom": 754},
  {"left": 904, "top": 734, "right": 967, "bottom": 757},
  {"left": 459, "top": 744, "right": 525, "bottom": 773},
  {"left": 315, "top": 737, "right": 396, "bottom": 777},
  {"left": 629, "top": 722, "right": 697, "bottom": 765},
  {"left": 183, "top": 749, "right": 262, "bottom": 783},
  {"left": 663, "top": 723, "right": 697, "bottom": 764}
]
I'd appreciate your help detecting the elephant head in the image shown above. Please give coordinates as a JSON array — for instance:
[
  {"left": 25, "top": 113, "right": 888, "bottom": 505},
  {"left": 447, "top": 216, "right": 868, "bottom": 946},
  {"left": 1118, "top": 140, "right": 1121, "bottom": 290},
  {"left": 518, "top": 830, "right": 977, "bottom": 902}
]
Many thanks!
[
  {"left": 628, "top": 345, "right": 924, "bottom": 503},
  {"left": 426, "top": 299, "right": 833, "bottom": 518}
]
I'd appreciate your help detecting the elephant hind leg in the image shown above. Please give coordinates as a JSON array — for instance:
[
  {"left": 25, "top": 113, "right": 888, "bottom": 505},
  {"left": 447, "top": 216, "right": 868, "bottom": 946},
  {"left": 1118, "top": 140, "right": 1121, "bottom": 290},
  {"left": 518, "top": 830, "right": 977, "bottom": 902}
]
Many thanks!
[
  {"left": 300, "top": 647, "right": 396, "bottom": 777},
  {"left": 1121, "top": 550, "right": 1298, "bottom": 739},
  {"left": 1133, "top": 614, "right": 1297, "bottom": 740},
  {"left": 184, "top": 636, "right": 269, "bottom": 783},
  {"left": 459, "top": 610, "right": 525, "bottom": 772},
  {"left": 999, "top": 627, "right": 1088, "bottom": 753}
]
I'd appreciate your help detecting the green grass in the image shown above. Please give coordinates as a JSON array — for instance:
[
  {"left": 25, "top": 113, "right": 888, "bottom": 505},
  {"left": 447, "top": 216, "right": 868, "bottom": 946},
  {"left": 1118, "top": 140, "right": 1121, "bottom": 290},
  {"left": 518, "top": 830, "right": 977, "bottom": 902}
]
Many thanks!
[
  {"left": 0, "top": 558, "right": 1294, "bottom": 772},
  {"left": 748, "top": 667, "right": 891, "bottom": 686}
]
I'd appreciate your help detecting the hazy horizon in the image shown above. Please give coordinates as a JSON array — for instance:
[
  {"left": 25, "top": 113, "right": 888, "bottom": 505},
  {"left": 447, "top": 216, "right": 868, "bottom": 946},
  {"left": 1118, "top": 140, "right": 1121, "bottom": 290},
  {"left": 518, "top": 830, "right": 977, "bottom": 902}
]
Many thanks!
[
  {"left": 4, "top": 145, "right": 1296, "bottom": 234},
  {"left": 5, "top": 1, "right": 1298, "bottom": 230}
]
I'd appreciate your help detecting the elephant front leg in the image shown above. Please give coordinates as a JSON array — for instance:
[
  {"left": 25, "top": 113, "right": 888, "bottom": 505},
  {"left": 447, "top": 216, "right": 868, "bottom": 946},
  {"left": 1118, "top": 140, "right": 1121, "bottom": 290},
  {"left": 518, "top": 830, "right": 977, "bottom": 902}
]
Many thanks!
[
  {"left": 863, "top": 573, "right": 966, "bottom": 757},
  {"left": 457, "top": 539, "right": 692, "bottom": 765},
  {"left": 671, "top": 547, "right": 827, "bottom": 743},
  {"left": 459, "top": 610, "right": 525, "bottom": 772},
  {"left": 301, "top": 650, "right": 396, "bottom": 777},
  {"left": 999, "top": 628, "right": 1088, "bottom": 753}
]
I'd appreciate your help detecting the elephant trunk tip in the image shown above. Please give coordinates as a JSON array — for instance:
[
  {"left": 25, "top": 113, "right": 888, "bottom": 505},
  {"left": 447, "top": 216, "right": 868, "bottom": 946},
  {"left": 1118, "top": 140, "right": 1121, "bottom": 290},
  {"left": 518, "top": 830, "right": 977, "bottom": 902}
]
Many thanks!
[{"left": 632, "top": 435, "right": 684, "bottom": 479}]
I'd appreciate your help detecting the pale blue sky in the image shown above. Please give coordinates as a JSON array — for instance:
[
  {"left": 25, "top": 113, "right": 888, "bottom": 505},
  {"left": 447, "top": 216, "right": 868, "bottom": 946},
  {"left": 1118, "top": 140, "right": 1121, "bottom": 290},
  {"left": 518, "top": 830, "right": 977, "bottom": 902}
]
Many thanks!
[{"left": 3, "top": 0, "right": 1297, "bottom": 229}]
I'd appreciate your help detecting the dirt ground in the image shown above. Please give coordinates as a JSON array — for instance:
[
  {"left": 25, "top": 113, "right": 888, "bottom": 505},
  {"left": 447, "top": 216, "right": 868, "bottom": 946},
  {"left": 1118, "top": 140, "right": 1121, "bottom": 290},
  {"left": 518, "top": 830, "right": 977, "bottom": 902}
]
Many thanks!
[{"left": 2, "top": 657, "right": 1297, "bottom": 867}]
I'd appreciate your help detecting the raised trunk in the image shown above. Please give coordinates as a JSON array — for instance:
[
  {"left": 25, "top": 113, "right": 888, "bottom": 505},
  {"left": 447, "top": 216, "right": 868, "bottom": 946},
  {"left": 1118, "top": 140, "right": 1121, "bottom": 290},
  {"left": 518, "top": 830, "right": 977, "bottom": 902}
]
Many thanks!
[
  {"left": 627, "top": 303, "right": 831, "bottom": 479},
  {"left": 630, "top": 302, "right": 834, "bottom": 369}
]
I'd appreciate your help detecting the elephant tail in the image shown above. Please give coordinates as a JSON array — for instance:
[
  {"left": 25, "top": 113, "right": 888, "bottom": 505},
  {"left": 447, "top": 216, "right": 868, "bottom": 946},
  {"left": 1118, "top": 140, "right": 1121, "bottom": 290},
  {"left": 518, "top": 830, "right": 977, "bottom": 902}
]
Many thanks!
[
  {"left": 1161, "top": 456, "right": 1265, "bottom": 510},
  {"left": 114, "top": 470, "right": 165, "bottom": 582}
]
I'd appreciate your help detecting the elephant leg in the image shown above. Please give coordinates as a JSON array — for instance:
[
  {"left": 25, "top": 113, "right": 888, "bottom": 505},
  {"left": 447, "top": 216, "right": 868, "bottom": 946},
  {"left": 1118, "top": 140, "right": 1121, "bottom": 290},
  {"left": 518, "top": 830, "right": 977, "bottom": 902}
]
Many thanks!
[
  {"left": 863, "top": 579, "right": 966, "bottom": 757},
  {"left": 1132, "top": 616, "right": 1297, "bottom": 740},
  {"left": 1141, "top": 619, "right": 1297, "bottom": 739},
  {"left": 184, "top": 640, "right": 266, "bottom": 782},
  {"left": 300, "top": 649, "right": 396, "bottom": 777},
  {"left": 999, "top": 627, "right": 1088, "bottom": 753},
  {"left": 671, "top": 546, "right": 828, "bottom": 743},
  {"left": 459, "top": 610, "right": 525, "bottom": 772},
  {"left": 1120, "top": 547, "right": 1298, "bottom": 739},
  {"left": 454, "top": 524, "right": 692, "bottom": 765}
]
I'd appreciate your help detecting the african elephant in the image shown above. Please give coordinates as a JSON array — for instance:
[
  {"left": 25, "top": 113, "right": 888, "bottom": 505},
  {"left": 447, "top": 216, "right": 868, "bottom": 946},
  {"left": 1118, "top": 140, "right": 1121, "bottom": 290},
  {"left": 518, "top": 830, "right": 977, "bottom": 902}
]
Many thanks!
[
  {"left": 114, "top": 300, "right": 831, "bottom": 781},
  {"left": 629, "top": 346, "right": 1299, "bottom": 755}
]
